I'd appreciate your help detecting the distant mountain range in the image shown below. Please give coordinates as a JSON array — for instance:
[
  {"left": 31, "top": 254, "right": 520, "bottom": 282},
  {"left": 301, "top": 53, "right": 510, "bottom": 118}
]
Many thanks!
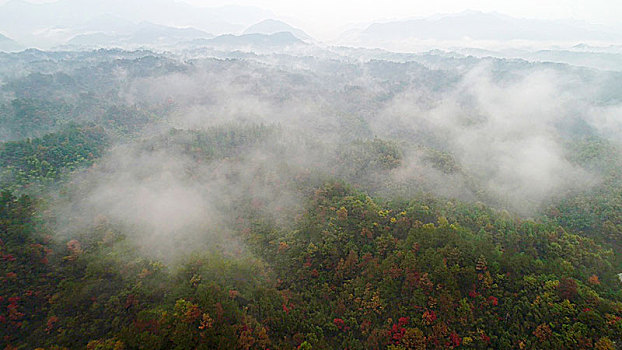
[
  {"left": 453, "top": 46, "right": 622, "bottom": 72},
  {"left": 59, "top": 18, "right": 312, "bottom": 51},
  {"left": 190, "top": 32, "right": 306, "bottom": 50},
  {"left": 243, "top": 19, "right": 311, "bottom": 41},
  {"left": 0, "top": 0, "right": 273, "bottom": 47},
  {"left": 342, "top": 11, "right": 622, "bottom": 45},
  {"left": 61, "top": 29, "right": 306, "bottom": 51},
  {"left": 0, "top": 33, "right": 22, "bottom": 52},
  {"left": 2, "top": 1, "right": 621, "bottom": 54},
  {"left": 0, "top": 0, "right": 317, "bottom": 50},
  {"left": 62, "top": 22, "right": 213, "bottom": 49}
]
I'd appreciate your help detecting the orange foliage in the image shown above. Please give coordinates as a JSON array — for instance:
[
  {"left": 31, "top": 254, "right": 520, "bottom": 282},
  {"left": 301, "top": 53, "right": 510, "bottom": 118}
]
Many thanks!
[
  {"left": 66, "top": 239, "right": 82, "bottom": 255},
  {"left": 589, "top": 274, "right": 601, "bottom": 285},
  {"left": 534, "top": 324, "right": 552, "bottom": 342},
  {"left": 198, "top": 313, "right": 213, "bottom": 330},
  {"left": 229, "top": 290, "right": 239, "bottom": 299}
]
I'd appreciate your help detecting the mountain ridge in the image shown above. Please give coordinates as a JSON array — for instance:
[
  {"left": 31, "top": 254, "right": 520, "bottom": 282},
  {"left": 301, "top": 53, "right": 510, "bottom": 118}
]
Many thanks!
[
  {"left": 244, "top": 19, "right": 312, "bottom": 41},
  {"left": 0, "top": 32, "right": 23, "bottom": 51},
  {"left": 345, "top": 10, "right": 622, "bottom": 43}
]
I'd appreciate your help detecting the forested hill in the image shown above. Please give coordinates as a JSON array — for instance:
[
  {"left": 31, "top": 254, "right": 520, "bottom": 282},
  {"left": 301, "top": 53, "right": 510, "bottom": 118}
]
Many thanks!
[{"left": 0, "top": 48, "right": 621, "bottom": 349}]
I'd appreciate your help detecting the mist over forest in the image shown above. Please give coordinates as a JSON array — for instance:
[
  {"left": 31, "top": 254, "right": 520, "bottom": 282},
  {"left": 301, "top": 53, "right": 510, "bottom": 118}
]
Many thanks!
[{"left": 1, "top": 1, "right": 622, "bottom": 349}]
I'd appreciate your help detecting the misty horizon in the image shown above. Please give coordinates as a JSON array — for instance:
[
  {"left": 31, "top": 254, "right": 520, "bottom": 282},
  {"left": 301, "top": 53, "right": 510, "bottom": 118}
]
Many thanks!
[{"left": 0, "top": 0, "right": 621, "bottom": 50}]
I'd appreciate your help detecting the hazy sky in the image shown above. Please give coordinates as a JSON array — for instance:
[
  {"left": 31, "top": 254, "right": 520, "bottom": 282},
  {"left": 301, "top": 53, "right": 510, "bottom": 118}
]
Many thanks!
[{"left": 185, "top": 0, "right": 622, "bottom": 27}]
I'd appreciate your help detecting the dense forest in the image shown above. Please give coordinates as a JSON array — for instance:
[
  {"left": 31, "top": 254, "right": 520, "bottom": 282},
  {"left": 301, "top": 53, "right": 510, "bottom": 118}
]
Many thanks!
[{"left": 0, "top": 48, "right": 622, "bottom": 350}]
